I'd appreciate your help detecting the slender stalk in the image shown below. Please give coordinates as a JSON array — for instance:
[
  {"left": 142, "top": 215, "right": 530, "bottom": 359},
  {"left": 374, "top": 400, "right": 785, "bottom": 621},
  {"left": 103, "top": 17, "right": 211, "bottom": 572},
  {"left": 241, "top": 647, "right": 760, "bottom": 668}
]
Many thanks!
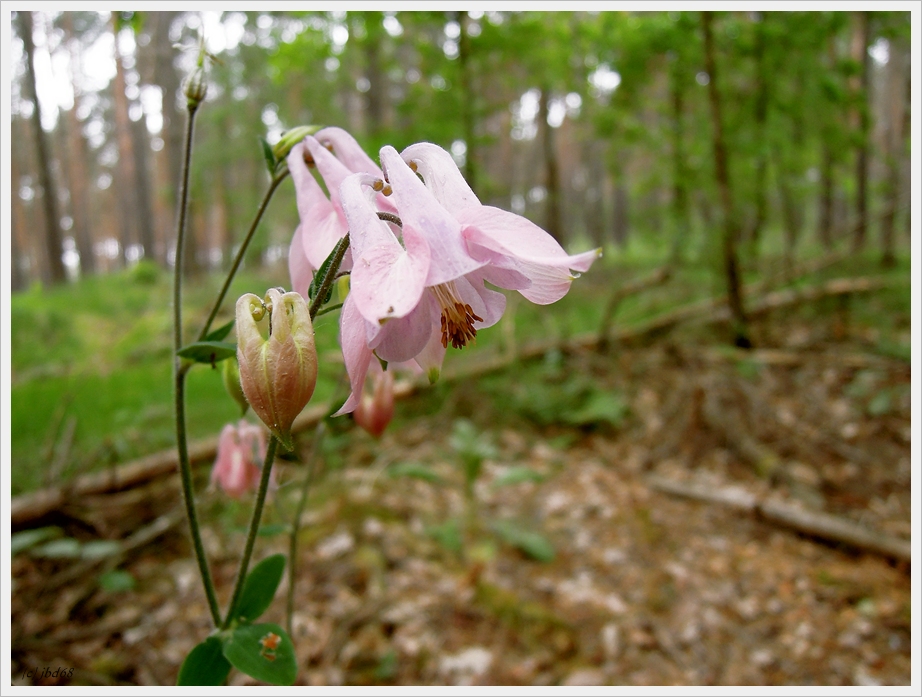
[
  {"left": 223, "top": 436, "right": 279, "bottom": 628},
  {"left": 197, "top": 166, "right": 290, "bottom": 342},
  {"left": 173, "top": 102, "right": 222, "bottom": 627},
  {"left": 314, "top": 302, "right": 344, "bottom": 317},
  {"left": 286, "top": 421, "right": 327, "bottom": 635},
  {"left": 309, "top": 234, "right": 351, "bottom": 319}
]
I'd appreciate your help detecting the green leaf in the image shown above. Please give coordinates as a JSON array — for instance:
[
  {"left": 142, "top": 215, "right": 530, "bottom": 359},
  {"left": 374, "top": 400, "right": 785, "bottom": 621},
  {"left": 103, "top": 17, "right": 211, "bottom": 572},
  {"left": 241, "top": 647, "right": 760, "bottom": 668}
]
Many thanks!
[
  {"left": 257, "top": 524, "right": 290, "bottom": 538},
  {"left": 222, "top": 623, "right": 297, "bottom": 686},
  {"left": 233, "top": 554, "right": 286, "bottom": 623},
  {"left": 98, "top": 569, "right": 136, "bottom": 593},
  {"left": 388, "top": 462, "right": 443, "bottom": 484},
  {"left": 205, "top": 319, "right": 236, "bottom": 343},
  {"left": 491, "top": 521, "right": 555, "bottom": 562},
  {"left": 867, "top": 389, "right": 892, "bottom": 417},
  {"left": 259, "top": 136, "right": 277, "bottom": 175},
  {"left": 178, "top": 636, "right": 232, "bottom": 686},
  {"left": 80, "top": 540, "right": 123, "bottom": 560},
  {"left": 31, "top": 537, "right": 82, "bottom": 559},
  {"left": 11, "top": 526, "right": 62, "bottom": 556},
  {"left": 564, "top": 390, "right": 629, "bottom": 428},
  {"left": 176, "top": 341, "right": 237, "bottom": 365},
  {"left": 492, "top": 466, "right": 546, "bottom": 489},
  {"left": 426, "top": 520, "right": 463, "bottom": 554}
]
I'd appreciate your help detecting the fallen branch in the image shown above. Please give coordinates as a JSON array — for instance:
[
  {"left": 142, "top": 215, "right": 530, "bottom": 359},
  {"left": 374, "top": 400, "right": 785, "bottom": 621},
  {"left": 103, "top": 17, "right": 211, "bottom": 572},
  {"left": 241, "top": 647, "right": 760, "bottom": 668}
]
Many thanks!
[
  {"left": 597, "top": 265, "right": 673, "bottom": 350},
  {"left": 647, "top": 475, "right": 911, "bottom": 562}
]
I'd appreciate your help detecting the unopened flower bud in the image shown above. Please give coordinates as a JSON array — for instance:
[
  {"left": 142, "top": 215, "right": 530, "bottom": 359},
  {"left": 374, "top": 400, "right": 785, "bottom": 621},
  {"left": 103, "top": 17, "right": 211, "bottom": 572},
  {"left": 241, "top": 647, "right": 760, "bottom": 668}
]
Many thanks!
[
  {"left": 184, "top": 65, "right": 208, "bottom": 107},
  {"left": 211, "top": 420, "right": 271, "bottom": 499},
  {"left": 353, "top": 368, "right": 395, "bottom": 438},
  {"left": 273, "top": 125, "right": 321, "bottom": 162},
  {"left": 222, "top": 356, "right": 249, "bottom": 416},
  {"left": 236, "top": 289, "right": 318, "bottom": 449}
]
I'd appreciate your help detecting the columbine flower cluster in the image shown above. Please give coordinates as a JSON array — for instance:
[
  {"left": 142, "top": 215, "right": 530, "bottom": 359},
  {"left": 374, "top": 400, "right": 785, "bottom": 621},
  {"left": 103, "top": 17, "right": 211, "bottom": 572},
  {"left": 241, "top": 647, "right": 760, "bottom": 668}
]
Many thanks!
[{"left": 287, "top": 127, "right": 600, "bottom": 420}]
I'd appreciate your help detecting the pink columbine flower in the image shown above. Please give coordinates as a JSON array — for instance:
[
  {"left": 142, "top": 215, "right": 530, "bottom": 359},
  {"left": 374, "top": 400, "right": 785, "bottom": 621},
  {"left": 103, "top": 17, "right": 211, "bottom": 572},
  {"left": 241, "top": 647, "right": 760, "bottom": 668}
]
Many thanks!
[
  {"left": 332, "top": 142, "right": 600, "bottom": 415},
  {"left": 287, "top": 127, "right": 395, "bottom": 298},
  {"left": 211, "top": 420, "right": 271, "bottom": 499}
]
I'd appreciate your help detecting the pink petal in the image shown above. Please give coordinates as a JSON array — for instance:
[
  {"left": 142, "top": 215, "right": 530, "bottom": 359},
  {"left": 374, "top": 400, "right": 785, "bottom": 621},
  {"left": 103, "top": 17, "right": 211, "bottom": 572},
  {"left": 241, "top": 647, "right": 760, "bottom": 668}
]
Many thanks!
[
  {"left": 399, "top": 142, "right": 480, "bottom": 216},
  {"left": 315, "top": 127, "right": 382, "bottom": 178},
  {"left": 380, "top": 146, "right": 484, "bottom": 287},
  {"left": 455, "top": 273, "right": 506, "bottom": 329},
  {"left": 335, "top": 295, "right": 376, "bottom": 415},
  {"left": 460, "top": 205, "right": 601, "bottom": 304},
  {"left": 413, "top": 325, "right": 447, "bottom": 383},
  {"left": 368, "top": 293, "right": 435, "bottom": 364},
  {"left": 340, "top": 172, "right": 430, "bottom": 325},
  {"left": 288, "top": 225, "right": 313, "bottom": 298}
]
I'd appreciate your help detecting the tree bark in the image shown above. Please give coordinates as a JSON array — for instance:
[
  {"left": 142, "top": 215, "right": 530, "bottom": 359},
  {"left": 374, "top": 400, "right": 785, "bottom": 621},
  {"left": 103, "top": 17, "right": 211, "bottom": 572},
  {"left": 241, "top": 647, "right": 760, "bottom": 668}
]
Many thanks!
[
  {"left": 539, "top": 86, "right": 563, "bottom": 243},
  {"left": 457, "top": 11, "right": 477, "bottom": 189},
  {"left": 668, "top": 61, "right": 690, "bottom": 264},
  {"left": 701, "top": 12, "right": 750, "bottom": 348},
  {"left": 17, "top": 11, "right": 66, "bottom": 285},
  {"left": 749, "top": 13, "right": 769, "bottom": 257},
  {"left": 880, "top": 37, "right": 907, "bottom": 267},
  {"left": 852, "top": 11, "right": 871, "bottom": 252}
]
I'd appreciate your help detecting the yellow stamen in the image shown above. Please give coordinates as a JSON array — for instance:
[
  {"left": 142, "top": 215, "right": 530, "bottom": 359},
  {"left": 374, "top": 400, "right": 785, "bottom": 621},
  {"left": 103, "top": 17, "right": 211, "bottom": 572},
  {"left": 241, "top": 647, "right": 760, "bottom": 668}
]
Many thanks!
[{"left": 430, "top": 282, "right": 483, "bottom": 350}]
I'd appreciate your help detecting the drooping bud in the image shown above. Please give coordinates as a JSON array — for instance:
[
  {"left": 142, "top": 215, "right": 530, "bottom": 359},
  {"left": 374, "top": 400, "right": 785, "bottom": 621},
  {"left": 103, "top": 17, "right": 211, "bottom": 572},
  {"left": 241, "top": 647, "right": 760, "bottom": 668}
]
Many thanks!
[
  {"left": 273, "top": 125, "right": 321, "bottom": 162},
  {"left": 210, "top": 420, "right": 271, "bottom": 499},
  {"left": 236, "top": 289, "right": 318, "bottom": 449},
  {"left": 353, "top": 368, "right": 395, "bottom": 438},
  {"left": 222, "top": 356, "right": 249, "bottom": 416}
]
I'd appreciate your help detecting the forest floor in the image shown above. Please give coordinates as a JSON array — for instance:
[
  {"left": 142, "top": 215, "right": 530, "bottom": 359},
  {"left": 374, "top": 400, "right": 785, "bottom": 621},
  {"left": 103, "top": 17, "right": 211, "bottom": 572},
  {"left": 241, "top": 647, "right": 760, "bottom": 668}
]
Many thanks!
[{"left": 10, "top": 304, "right": 914, "bottom": 687}]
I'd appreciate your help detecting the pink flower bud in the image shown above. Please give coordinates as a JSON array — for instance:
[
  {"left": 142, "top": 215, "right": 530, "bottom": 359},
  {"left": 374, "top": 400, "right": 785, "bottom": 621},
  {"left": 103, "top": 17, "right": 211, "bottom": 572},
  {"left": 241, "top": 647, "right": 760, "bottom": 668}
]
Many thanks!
[
  {"left": 236, "top": 289, "right": 318, "bottom": 449},
  {"left": 211, "top": 420, "right": 271, "bottom": 499},
  {"left": 353, "top": 367, "right": 395, "bottom": 438}
]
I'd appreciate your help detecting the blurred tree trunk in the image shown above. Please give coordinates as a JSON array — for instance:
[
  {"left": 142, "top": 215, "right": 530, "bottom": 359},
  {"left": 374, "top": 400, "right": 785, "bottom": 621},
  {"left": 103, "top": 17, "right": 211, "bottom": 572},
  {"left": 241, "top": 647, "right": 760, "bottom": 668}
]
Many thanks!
[
  {"left": 879, "top": 37, "right": 907, "bottom": 267},
  {"left": 111, "top": 15, "right": 155, "bottom": 263},
  {"left": 363, "top": 12, "right": 386, "bottom": 141},
  {"left": 749, "top": 13, "right": 769, "bottom": 258},
  {"left": 816, "top": 39, "right": 839, "bottom": 250},
  {"left": 851, "top": 11, "right": 871, "bottom": 252},
  {"left": 612, "top": 178, "right": 629, "bottom": 248},
  {"left": 457, "top": 10, "right": 477, "bottom": 189},
  {"left": 539, "top": 86, "right": 562, "bottom": 243},
  {"left": 62, "top": 14, "right": 96, "bottom": 277},
  {"left": 17, "top": 11, "right": 66, "bottom": 285},
  {"left": 10, "top": 123, "right": 33, "bottom": 290},
  {"left": 148, "top": 11, "right": 183, "bottom": 266},
  {"left": 701, "top": 12, "right": 751, "bottom": 348},
  {"left": 668, "top": 60, "right": 690, "bottom": 264}
]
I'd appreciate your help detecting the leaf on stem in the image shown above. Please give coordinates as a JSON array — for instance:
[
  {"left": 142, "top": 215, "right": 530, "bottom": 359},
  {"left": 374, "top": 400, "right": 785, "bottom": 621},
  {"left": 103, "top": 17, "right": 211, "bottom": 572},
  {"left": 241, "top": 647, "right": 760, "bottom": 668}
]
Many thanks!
[
  {"left": 232, "top": 553, "right": 286, "bottom": 624},
  {"left": 177, "top": 636, "right": 232, "bottom": 686},
  {"left": 222, "top": 623, "right": 297, "bottom": 686},
  {"left": 176, "top": 341, "right": 237, "bottom": 365},
  {"left": 205, "top": 318, "right": 236, "bottom": 342}
]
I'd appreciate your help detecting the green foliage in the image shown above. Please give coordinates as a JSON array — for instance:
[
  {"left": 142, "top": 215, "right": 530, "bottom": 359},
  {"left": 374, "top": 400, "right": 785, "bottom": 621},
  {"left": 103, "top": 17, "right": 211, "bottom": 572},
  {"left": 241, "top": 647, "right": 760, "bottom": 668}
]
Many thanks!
[
  {"left": 491, "top": 520, "right": 555, "bottom": 562},
  {"left": 232, "top": 554, "right": 286, "bottom": 624},
  {"left": 221, "top": 623, "right": 297, "bottom": 686},
  {"left": 426, "top": 520, "right": 463, "bottom": 554},
  {"left": 176, "top": 341, "right": 238, "bottom": 365},
  {"left": 11, "top": 526, "right": 63, "bottom": 556},
  {"left": 177, "top": 637, "right": 232, "bottom": 686},
  {"left": 491, "top": 466, "right": 546, "bottom": 489},
  {"left": 449, "top": 418, "right": 497, "bottom": 491},
  {"left": 98, "top": 569, "right": 136, "bottom": 593},
  {"left": 388, "top": 462, "right": 443, "bottom": 484}
]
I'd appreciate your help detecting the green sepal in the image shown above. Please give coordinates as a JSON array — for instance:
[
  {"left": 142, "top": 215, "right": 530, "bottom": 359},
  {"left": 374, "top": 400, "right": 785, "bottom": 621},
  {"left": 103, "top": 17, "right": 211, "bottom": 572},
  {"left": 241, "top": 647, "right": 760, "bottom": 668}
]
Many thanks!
[
  {"left": 176, "top": 341, "right": 238, "bottom": 365},
  {"left": 308, "top": 240, "right": 344, "bottom": 305},
  {"left": 205, "top": 318, "right": 235, "bottom": 342},
  {"left": 259, "top": 136, "right": 277, "bottom": 175},
  {"left": 222, "top": 623, "right": 297, "bottom": 686},
  {"left": 232, "top": 553, "right": 286, "bottom": 624},
  {"left": 177, "top": 636, "right": 232, "bottom": 686}
]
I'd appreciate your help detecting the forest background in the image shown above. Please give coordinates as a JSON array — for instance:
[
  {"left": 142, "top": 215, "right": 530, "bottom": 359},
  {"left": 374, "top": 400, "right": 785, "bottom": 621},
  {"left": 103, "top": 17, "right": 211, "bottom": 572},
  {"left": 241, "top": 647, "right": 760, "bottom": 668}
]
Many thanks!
[{"left": 4, "top": 7, "right": 918, "bottom": 687}]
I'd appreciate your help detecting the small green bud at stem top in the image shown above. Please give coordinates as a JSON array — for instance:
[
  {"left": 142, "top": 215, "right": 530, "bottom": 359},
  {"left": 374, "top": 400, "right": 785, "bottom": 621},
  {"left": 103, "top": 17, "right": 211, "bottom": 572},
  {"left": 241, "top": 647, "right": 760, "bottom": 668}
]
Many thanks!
[{"left": 273, "top": 125, "right": 322, "bottom": 162}]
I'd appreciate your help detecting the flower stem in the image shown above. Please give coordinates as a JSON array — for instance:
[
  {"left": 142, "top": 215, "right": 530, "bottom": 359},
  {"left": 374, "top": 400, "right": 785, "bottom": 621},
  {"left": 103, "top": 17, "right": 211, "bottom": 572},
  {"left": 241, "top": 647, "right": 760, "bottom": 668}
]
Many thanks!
[
  {"left": 286, "top": 421, "right": 326, "bottom": 636},
  {"left": 223, "top": 436, "right": 279, "bottom": 629},
  {"left": 172, "top": 102, "right": 222, "bottom": 627},
  {"left": 309, "top": 234, "right": 350, "bottom": 320},
  {"left": 197, "top": 166, "right": 290, "bottom": 342}
]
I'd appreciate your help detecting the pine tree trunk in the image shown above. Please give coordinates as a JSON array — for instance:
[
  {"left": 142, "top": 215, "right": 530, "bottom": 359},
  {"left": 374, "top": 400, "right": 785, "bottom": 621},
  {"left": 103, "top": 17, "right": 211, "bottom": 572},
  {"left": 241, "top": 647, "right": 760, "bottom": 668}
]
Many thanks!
[
  {"left": 457, "top": 11, "right": 477, "bottom": 190},
  {"left": 701, "top": 12, "right": 751, "bottom": 348},
  {"left": 17, "top": 11, "right": 66, "bottom": 285},
  {"left": 748, "top": 12, "right": 769, "bottom": 258},
  {"left": 880, "top": 38, "right": 906, "bottom": 267},
  {"left": 539, "top": 86, "right": 562, "bottom": 243},
  {"left": 669, "top": 63, "right": 690, "bottom": 264},
  {"left": 852, "top": 11, "right": 871, "bottom": 252}
]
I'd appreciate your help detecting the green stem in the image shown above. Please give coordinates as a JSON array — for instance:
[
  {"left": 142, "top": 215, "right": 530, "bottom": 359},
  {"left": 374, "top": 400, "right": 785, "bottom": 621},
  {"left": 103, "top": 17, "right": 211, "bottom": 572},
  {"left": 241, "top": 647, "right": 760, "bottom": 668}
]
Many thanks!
[
  {"left": 309, "top": 234, "right": 350, "bottom": 320},
  {"left": 286, "top": 421, "right": 326, "bottom": 636},
  {"left": 223, "top": 436, "right": 279, "bottom": 629},
  {"left": 197, "top": 166, "right": 290, "bottom": 342},
  {"left": 314, "top": 302, "right": 344, "bottom": 317},
  {"left": 172, "top": 102, "right": 222, "bottom": 627}
]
